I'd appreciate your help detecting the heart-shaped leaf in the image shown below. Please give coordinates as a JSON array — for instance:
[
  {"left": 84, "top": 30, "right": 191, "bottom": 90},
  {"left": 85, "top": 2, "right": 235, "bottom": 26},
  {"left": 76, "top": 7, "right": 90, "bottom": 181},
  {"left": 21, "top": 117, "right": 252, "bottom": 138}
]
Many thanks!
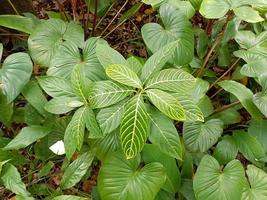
[
  {"left": 193, "top": 155, "right": 245, "bottom": 200},
  {"left": 98, "top": 151, "right": 166, "bottom": 200},
  {"left": 183, "top": 119, "right": 224, "bottom": 152},
  {"left": 1, "top": 53, "right": 33, "bottom": 103},
  {"left": 141, "top": 3, "right": 194, "bottom": 66}
]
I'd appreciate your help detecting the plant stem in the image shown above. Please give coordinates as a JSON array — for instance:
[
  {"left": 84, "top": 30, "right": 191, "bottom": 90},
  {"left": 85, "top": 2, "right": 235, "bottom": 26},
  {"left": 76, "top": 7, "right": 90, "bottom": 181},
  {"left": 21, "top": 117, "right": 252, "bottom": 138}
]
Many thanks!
[
  {"left": 95, "top": 1, "right": 116, "bottom": 30},
  {"left": 55, "top": 0, "right": 69, "bottom": 22},
  {"left": 210, "top": 88, "right": 223, "bottom": 99},
  {"left": 100, "top": 0, "right": 129, "bottom": 37},
  {"left": 195, "top": 15, "right": 232, "bottom": 77},
  {"left": 211, "top": 101, "right": 240, "bottom": 115},
  {"left": 84, "top": 0, "right": 91, "bottom": 38},
  {"left": 92, "top": 0, "right": 98, "bottom": 36},
  {"left": 209, "top": 58, "right": 241, "bottom": 90},
  {"left": 7, "top": 0, "right": 20, "bottom": 15}
]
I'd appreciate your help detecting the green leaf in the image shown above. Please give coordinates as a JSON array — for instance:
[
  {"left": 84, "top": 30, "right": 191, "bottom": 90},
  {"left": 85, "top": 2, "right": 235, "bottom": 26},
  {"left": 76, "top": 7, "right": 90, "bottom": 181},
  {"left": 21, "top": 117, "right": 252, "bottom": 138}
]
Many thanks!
[
  {"left": 38, "top": 161, "right": 54, "bottom": 178},
  {"left": 0, "top": 91, "right": 13, "bottom": 126},
  {"left": 199, "top": 0, "right": 230, "bottom": 18},
  {"left": 96, "top": 39, "right": 128, "bottom": 69},
  {"left": 193, "top": 155, "right": 245, "bottom": 200},
  {"left": 1, "top": 52, "right": 33, "bottom": 102},
  {"left": 0, "top": 15, "right": 36, "bottom": 34},
  {"left": 210, "top": 107, "right": 241, "bottom": 125},
  {"left": 0, "top": 43, "right": 3, "bottom": 61},
  {"left": 37, "top": 76, "right": 76, "bottom": 98},
  {"left": 180, "top": 179, "right": 196, "bottom": 200},
  {"left": 106, "top": 64, "right": 142, "bottom": 88},
  {"left": 120, "top": 95, "right": 149, "bottom": 159},
  {"left": 22, "top": 80, "right": 49, "bottom": 117},
  {"left": 253, "top": 93, "right": 267, "bottom": 117},
  {"left": 3, "top": 126, "right": 51, "bottom": 150},
  {"left": 96, "top": 101, "right": 126, "bottom": 135},
  {"left": 233, "top": 6, "right": 264, "bottom": 23},
  {"left": 90, "top": 81, "right": 134, "bottom": 109},
  {"left": 242, "top": 165, "right": 267, "bottom": 200},
  {"left": 218, "top": 80, "right": 262, "bottom": 119},
  {"left": 172, "top": 93, "right": 204, "bottom": 122},
  {"left": 28, "top": 19, "right": 84, "bottom": 67},
  {"left": 233, "top": 131, "right": 265, "bottom": 167},
  {"left": 183, "top": 119, "right": 224, "bottom": 152},
  {"left": 142, "top": 144, "right": 181, "bottom": 193},
  {"left": 71, "top": 64, "right": 92, "bottom": 102},
  {"left": 0, "top": 160, "right": 9, "bottom": 174},
  {"left": 1, "top": 164, "right": 31, "bottom": 197},
  {"left": 64, "top": 107, "right": 87, "bottom": 159},
  {"left": 145, "top": 69, "right": 196, "bottom": 93},
  {"left": 98, "top": 151, "right": 166, "bottom": 200},
  {"left": 140, "top": 41, "right": 177, "bottom": 83},
  {"left": 45, "top": 97, "right": 83, "bottom": 114},
  {"left": 213, "top": 136, "right": 238, "bottom": 165},
  {"left": 141, "top": 3, "right": 194, "bottom": 66},
  {"left": 84, "top": 107, "right": 103, "bottom": 138},
  {"left": 147, "top": 107, "right": 183, "bottom": 160},
  {"left": 146, "top": 89, "right": 186, "bottom": 121},
  {"left": 89, "top": 131, "right": 120, "bottom": 160},
  {"left": 248, "top": 119, "right": 267, "bottom": 154},
  {"left": 127, "top": 56, "right": 143, "bottom": 76},
  {"left": 52, "top": 195, "right": 90, "bottom": 200},
  {"left": 168, "top": 0, "right": 196, "bottom": 18},
  {"left": 60, "top": 151, "right": 94, "bottom": 189}
]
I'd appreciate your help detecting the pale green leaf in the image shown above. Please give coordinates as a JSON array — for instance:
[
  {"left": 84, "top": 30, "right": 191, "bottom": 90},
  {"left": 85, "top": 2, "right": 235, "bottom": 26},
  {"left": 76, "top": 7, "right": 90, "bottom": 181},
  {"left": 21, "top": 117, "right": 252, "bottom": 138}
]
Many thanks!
[
  {"left": 146, "top": 89, "right": 186, "bottom": 121},
  {"left": 90, "top": 81, "right": 134, "bottom": 109},
  {"left": 52, "top": 195, "right": 90, "bottom": 200},
  {"left": 0, "top": 91, "right": 13, "bottom": 126},
  {"left": 96, "top": 101, "right": 126, "bottom": 135},
  {"left": 98, "top": 151, "right": 166, "bottom": 200},
  {"left": 193, "top": 155, "right": 245, "bottom": 200},
  {"left": 145, "top": 69, "right": 196, "bottom": 93},
  {"left": 106, "top": 64, "right": 142, "bottom": 88},
  {"left": 120, "top": 95, "right": 149, "bottom": 159},
  {"left": 1, "top": 52, "right": 33, "bottom": 102},
  {"left": 60, "top": 152, "right": 94, "bottom": 189},
  {"left": 183, "top": 119, "right": 224, "bottom": 152},
  {"left": 3, "top": 126, "right": 51, "bottom": 150},
  {"left": 172, "top": 93, "right": 204, "bottom": 122}
]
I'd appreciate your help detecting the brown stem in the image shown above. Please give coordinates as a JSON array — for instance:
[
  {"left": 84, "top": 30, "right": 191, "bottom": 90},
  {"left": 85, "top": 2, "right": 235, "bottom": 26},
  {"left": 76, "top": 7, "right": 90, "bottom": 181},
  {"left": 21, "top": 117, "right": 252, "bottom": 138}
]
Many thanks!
[
  {"left": 92, "top": 0, "right": 98, "bottom": 36},
  {"left": 84, "top": 0, "right": 91, "bottom": 38},
  {"left": 209, "top": 58, "right": 241, "bottom": 90},
  {"left": 100, "top": 0, "right": 129, "bottom": 36},
  {"left": 195, "top": 15, "right": 232, "bottom": 78},
  {"left": 55, "top": 0, "right": 69, "bottom": 22},
  {"left": 7, "top": 0, "right": 20, "bottom": 15},
  {"left": 211, "top": 101, "right": 240, "bottom": 115},
  {"left": 95, "top": 1, "right": 116, "bottom": 30}
]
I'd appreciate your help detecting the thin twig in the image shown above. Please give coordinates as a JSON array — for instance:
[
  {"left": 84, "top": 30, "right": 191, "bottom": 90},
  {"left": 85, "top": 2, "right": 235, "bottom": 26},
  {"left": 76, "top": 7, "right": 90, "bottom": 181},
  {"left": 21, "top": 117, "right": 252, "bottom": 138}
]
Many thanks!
[
  {"left": 84, "top": 0, "right": 91, "bottom": 37},
  {"left": 211, "top": 101, "right": 240, "bottom": 115},
  {"left": 92, "top": 0, "right": 98, "bottom": 36},
  {"left": 95, "top": 1, "right": 116, "bottom": 30},
  {"left": 209, "top": 58, "right": 241, "bottom": 90},
  {"left": 54, "top": 0, "right": 69, "bottom": 22},
  {"left": 100, "top": 0, "right": 129, "bottom": 36},
  {"left": 210, "top": 88, "right": 223, "bottom": 99},
  {"left": 7, "top": 0, "right": 20, "bottom": 15},
  {"left": 195, "top": 15, "right": 232, "bottom": 77}
]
